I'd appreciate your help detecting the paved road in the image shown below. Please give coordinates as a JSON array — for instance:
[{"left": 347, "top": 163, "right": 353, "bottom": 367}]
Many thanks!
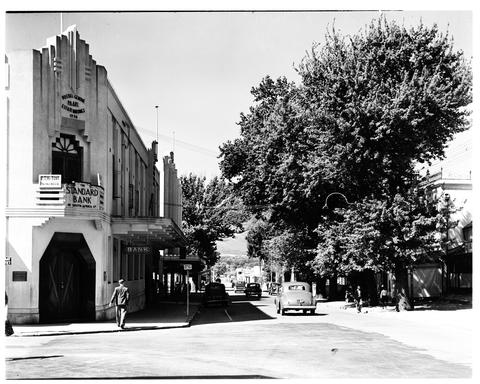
[{"left": 5, "top": 294, "right": 471, "bottom": 379}]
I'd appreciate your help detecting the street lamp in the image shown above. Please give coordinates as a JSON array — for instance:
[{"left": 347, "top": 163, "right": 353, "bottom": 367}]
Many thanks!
[
  {"left": 322, "top": 192, "right": 352, "bottom": 300},
  {"left": 323, "top": 192, "right": 352, "bottom": 209},
  {"left": 440, "top": 192, "right": 451, "bottom": 293}
]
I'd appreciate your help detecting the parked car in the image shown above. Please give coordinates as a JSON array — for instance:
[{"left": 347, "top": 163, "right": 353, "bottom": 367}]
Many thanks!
[
  {"left": 274, "top": 282, "right": 316, "bottom": 315},
  {"left": 268, "top": 282, "right": 281, "bottom": 295},
  {"left": 234, "top": 281, "right": 246, "bottom": 293},
  {"left": 203, "top": 282, "right": 230, "bottom": 307},
  {"left": 244, "top": 283, "right": 262, "bottom": 298}
]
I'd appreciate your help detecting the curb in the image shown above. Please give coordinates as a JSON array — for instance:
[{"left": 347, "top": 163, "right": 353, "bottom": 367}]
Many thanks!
[
  {"left": 186, "top": 305, "right": 203, "bottom": 326},
  {"left": 11, "top": 304, "right": 203, "bottom": 337},
  {"left": 11, "top": 323, "right": 191, "bottom": 338}
]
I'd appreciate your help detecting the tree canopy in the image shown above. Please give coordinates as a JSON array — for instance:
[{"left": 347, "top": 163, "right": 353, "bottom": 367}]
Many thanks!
[{"left": 219, "top": 18, "right": 472, "bottom": 281}]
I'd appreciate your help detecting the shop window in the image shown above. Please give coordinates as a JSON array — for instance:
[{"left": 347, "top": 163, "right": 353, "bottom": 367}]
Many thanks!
[
  {"left": 128, "top": 254, "right": 134, "bottom": 280},
  {"left": 113, "top": 239, "right": 119, "bottom": 281},
  {"left": 133, "top": 254, "right": 139, "bottom": 280},
  {"left": 120, "top": 252, "right": 127, "bottom": 280},
  {"left": 140, "top": 254, "right": 144, "bottom": 279}
]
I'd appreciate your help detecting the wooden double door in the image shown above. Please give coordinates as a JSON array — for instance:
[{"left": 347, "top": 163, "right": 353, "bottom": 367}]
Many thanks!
[{"left": 39, "top": 234, "right": 95, "bottom": 323}]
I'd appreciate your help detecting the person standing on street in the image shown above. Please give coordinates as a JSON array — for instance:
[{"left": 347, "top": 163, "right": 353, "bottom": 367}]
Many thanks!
[
  {"left": 110, "top": 279, "right": 130, "bottom": 329},
  {"left": 5, "top": 293, "right": 14, "bottom": 336},
  {"left": 355, "top": 285, "right": 363, "bottom": 313},
  {"left": 379, "top": 285, "right": 388, "bottom": 309}
]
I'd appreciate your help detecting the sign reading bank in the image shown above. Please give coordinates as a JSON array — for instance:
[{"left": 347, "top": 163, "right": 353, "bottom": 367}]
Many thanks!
[
  {"left": 61, "top": 93, "right": 86, "bottom": 120},
  {"left": 65, "top": 182, "right": 104, "bottom": 210}
]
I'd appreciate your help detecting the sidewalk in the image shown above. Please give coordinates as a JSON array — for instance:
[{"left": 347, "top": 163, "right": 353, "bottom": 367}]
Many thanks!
[
  {"left": 10, "top": 300, "right": 202, "bottom": 337},
  {"left": 315, "top": 298, "right": 473, "bottom": 366}
]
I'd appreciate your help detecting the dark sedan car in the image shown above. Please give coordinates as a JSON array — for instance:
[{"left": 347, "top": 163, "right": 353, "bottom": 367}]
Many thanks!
[
  {"left": 203, "top": 282, "right": 230, "bottom": 307},
  {"left": 244, "top": 283, "right": 262, "bottom": 298}
]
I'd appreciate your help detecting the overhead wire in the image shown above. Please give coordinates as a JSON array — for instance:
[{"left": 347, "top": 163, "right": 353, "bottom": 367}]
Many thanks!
[{"left": 136, "top": 125, "right": 219, "bottom": 157}]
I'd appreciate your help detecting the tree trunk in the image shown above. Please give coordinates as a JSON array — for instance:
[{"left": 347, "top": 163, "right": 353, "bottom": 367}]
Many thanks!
[
  {"left": 317, "top": 278, "right": 327, "bottom": 299},
  {"left": 394, "top": 264, "right": 413, "bottom": 311},
  {"left": 329, "top": 274, "right": 338, "bottom": 301},
  {"left": 359, "top": 269, "right": 379, "bottom": 306}
]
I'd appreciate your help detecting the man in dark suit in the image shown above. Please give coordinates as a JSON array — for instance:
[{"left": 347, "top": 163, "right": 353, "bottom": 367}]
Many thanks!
[{"left": 109, "top": 279, "right": 130, "bottom": 329}]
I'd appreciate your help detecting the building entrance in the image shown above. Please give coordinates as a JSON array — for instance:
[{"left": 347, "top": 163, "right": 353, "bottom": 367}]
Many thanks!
[{"left": 39, "top": 233, "right": 95, "bottom": 323}]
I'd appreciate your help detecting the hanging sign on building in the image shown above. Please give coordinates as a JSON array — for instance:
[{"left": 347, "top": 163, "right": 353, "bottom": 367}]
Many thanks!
[
  {"left": 61, "top": 93, "right": 86, "bottom": 120},
  {"left": 39, "top": 174, "right": 62, "bottom": 188},
  {"left": 126, "top": 246, "right": 151, "bottom": 255},
  {"left": 65, "top": 182, "right": 104, "bottom": 210}
]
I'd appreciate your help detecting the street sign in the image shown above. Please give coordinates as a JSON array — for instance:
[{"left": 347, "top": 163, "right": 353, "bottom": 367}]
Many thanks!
[{"left": 183, "top": 264, "right": 192, "bottom": 270}]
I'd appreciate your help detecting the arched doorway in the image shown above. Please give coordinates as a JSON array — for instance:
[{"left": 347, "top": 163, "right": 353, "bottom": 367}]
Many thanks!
[{"left": 39, "top": 233, "right": 95, "bottom": 323}]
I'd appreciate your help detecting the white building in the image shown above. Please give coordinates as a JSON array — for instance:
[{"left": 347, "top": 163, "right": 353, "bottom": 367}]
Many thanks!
[
  {"left": 4, "top": 26, "right": 186, "bottom": 324},
  {"left": 409, "top": 129, "right": 473, "bottom": 298}
]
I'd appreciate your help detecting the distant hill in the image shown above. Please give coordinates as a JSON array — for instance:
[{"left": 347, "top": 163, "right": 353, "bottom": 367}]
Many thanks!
[{"left": 216, "top": 232, "right": 247, "bottom": 257}]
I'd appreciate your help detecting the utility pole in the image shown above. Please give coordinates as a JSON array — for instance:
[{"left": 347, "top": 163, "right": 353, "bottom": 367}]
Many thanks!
[
  {"left": 155, "top": 106, "right": 159, "bottom": 142},
  {"left": 186, "top": 269, "right": 190, "bottom": 317}
]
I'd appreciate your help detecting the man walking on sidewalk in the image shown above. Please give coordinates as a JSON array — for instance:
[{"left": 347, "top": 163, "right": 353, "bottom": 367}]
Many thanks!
[
  {"left": 110, "top": 279, "right": 130, "bottom": 329},
  {"left": 355, "top": 285, "right": 363, "bottom": 313}
]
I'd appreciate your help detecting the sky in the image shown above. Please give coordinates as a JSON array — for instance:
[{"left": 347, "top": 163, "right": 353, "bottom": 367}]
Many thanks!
[{"left": 4, "top": 8, "right": 474, "bottom": 180}]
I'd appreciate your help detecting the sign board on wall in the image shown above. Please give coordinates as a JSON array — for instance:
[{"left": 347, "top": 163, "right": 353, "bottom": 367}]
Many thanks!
[
  {"left": 39, "top": 174, "right": 62, "bottom": 188},
  {"left": 61, "top": 93, "right": 86, "bottom": 120},
  {"left": 126, "top": 246, "right": 151, "bottom": 255},
  {"left": 65, "top": 182, "right": 104, "bottom": 210}
]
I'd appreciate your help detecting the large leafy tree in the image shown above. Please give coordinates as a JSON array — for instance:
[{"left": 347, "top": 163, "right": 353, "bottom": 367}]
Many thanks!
[
  {"left": 219, "top": 17, "right": 471, "bottom": 300},
  {"left": 297, "top": 19, "right": 472, "bottom": 200},
  {"left": 181, "top": 174, "right": 247, "bottom": 267}
]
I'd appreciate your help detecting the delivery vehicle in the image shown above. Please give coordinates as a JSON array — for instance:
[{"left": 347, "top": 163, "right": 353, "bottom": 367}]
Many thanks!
[{"left": 234, "top": 281, "right": 246, "bottom": 293}]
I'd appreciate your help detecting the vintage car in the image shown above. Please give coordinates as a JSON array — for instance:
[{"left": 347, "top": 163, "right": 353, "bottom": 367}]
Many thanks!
[
  {"left": 274, "top": 282, "right": 316, "bottom": 315},
  {"left": 234, "top": 281, "right": 246, "bottom": 293},
  {"left": 203, "top": 282, "right": 230, "bottom": 307},
  {"left": 268, "top": 282, "right": 281, "bottom": 295},
  {"left": 244, "top": 282, "right": 262, "bottom": 298}
]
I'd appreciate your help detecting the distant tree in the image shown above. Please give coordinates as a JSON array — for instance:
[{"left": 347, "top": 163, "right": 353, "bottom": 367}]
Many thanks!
[{"left": 181, "top": 174, "right": 248, "bottom": 267}]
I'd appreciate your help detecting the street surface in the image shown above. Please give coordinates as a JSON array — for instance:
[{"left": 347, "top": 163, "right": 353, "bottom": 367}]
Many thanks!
[{"left": 5, "top": 293, "right": 472, "bottom": 379}]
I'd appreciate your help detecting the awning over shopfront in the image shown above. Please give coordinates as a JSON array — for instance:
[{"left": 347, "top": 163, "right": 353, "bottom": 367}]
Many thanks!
[
  {"left": 111, "top": 217, "right": 187, "bottom": 248},
  {"left": 162, "top": 255, "right": 206, "bottom": 274}
]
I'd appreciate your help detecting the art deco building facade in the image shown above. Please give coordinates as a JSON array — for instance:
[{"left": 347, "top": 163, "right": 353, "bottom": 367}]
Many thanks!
[{"left": 5, "top": 26, "right": 187, "bottom": 324}]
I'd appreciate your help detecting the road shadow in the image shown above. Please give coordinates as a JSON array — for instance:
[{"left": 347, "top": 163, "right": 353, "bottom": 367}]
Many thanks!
[
  {"left": 123, "top": 302, "right": 200, "bottom": 324},
  {"left": 412, "top": 301, "right": 472, "bottom": 311},
  {"left": 192, "top": 298, "right": 275, "bottom": 326},
  {"left": 280, "top": 312, "right": 328, "bottom": 317}
]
